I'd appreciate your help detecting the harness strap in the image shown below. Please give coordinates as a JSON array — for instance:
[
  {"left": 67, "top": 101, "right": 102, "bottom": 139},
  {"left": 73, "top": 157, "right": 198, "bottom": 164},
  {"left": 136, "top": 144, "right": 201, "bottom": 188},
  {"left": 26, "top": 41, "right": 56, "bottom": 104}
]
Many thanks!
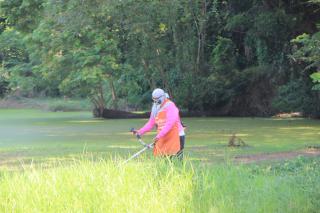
[{"left": 151, "top": 101, "right": 172, "bottom": 118}]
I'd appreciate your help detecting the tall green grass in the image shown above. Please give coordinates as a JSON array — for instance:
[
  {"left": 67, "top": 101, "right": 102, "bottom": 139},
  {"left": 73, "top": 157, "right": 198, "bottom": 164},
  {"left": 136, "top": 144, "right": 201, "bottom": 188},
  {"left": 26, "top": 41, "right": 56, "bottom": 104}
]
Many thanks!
[{"left": 0, "top": 157, "right": 319, "bottom": 213}]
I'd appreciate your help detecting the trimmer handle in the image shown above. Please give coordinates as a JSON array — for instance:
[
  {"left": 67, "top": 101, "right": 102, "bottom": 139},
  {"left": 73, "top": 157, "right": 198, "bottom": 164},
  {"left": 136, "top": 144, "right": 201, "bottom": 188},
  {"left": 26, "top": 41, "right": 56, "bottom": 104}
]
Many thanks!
[{"left": 130, "top": 128, "right": 141, "bottom": 139}]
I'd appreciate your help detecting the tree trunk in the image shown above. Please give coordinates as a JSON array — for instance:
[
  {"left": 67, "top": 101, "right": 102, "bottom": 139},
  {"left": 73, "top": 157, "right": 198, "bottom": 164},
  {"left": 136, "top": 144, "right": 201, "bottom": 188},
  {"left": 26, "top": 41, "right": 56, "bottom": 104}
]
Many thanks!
[
  {"left": 193, "top": 0, "right": 207, "bottom": 73},
  {"left": 155, "top": 50, "right": 173, "bottom": 98},
  {"left": 200, "top": 0, "right": 207, "bottom": 69},
  {"left": 108, "top": 78, "right": 118, "bottom": 110},
  {"left": 141, "top": 58, "right": 156, "bottom": 89},
  {"left": 90, "top": 83, "right": 106, "bottom": 117}
]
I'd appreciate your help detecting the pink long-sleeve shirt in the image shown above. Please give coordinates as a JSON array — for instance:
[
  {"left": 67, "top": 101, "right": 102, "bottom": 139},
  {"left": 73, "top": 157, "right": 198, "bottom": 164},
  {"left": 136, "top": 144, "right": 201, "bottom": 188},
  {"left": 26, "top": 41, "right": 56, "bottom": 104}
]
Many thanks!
[{"left": 138, "top": 101, "right": 184, "bottom": 140}]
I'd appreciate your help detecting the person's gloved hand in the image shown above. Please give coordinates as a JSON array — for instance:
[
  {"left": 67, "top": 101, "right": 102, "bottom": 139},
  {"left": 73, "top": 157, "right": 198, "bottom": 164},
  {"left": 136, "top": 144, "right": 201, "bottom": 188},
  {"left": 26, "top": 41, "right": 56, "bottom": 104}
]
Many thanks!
[
  {"left": 131, "top": 128, "right": 141, "bottom": 139},
  {"left": 135, "top": 133, "right": 141, "bottom": 139}
]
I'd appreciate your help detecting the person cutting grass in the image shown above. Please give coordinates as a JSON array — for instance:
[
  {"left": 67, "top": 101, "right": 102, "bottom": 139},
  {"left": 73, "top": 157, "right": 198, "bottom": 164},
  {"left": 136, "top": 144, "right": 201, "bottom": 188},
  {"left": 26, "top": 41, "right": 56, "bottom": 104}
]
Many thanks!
[{"left": 133, "top": 88, "right": 185, "bottom": 159}]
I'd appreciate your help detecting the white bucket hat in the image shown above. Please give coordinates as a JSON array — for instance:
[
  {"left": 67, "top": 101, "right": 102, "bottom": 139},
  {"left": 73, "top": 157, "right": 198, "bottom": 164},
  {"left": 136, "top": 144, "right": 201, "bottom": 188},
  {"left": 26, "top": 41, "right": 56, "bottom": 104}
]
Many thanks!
[{"left": 152, "top": 88, "right": 166, "bottom": 104}]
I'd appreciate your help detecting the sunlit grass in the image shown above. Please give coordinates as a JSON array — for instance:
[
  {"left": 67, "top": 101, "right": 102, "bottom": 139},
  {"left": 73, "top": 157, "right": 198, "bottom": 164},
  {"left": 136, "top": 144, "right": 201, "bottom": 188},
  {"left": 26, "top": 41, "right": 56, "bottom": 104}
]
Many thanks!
[
  {"left": 0, "top": 110, "right": 319, "bottom": 212},
  {"left": 0, "top": 157, "right": 319, "bottom": 212}
]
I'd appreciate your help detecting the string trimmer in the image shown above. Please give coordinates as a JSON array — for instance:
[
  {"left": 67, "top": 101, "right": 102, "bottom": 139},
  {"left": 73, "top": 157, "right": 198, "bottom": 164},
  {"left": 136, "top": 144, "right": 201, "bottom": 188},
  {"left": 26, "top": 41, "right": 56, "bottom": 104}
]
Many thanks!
[{"left": 123, "top": 128, "right": 154, "bottom": 164}]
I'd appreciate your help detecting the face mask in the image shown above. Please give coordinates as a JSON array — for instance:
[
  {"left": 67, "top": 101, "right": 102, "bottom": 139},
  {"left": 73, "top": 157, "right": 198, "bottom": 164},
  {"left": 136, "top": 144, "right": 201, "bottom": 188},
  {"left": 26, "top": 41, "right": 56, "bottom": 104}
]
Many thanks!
[
  {"left": 153, "top": 98, "right": 161, "bottom": 105},
  {"left": 152, "top": 95, "right": 165, "bottom": 105}
]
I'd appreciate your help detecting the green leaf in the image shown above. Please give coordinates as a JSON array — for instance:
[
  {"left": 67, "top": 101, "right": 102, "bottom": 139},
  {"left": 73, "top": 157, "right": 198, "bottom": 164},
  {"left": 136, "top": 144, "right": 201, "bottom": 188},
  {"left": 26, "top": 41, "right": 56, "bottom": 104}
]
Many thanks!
[{"left": 310, "top": 72, "right": 320, "bottom": 82}]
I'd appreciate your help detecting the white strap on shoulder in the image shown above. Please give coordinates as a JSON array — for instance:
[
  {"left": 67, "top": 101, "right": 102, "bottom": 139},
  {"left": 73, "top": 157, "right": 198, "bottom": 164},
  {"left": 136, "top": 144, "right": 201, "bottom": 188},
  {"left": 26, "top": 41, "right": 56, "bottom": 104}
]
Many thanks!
[{"left": 151, "top": 101, "right": 172, "bottom": 118}]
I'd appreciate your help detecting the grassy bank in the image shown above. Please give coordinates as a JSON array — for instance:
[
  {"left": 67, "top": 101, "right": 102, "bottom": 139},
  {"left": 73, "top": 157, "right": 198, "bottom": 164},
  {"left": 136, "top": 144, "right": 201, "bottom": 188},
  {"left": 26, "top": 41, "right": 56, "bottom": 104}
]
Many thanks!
[
  {"left": 0, "top": 109, "right": 319, "bottom": 212},
  {"left": 0, "top": 97, "right": 93, "bottom": 111},
  {"left": 0, "top": 157, "right": 319, "bottom": 212},
  {"left": 0, "top": 109, "right": 320, "bottom": 168}
]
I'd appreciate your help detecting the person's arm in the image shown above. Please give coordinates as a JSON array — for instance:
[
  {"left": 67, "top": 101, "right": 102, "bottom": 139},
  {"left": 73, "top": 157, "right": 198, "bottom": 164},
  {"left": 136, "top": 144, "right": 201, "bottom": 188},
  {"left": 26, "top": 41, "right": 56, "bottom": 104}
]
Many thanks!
[
  {"left": 155, "top": 104, "right": 179, "bottom": 140},
  {"left": 137, "top": 117, "right": 155, "bottom": 136}
]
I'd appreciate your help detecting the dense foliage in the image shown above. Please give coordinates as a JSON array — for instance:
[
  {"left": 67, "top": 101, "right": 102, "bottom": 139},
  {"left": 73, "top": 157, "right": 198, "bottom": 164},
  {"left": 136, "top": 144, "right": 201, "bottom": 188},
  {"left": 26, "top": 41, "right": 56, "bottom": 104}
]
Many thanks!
[{"left": 0, "top": 0, "right": 319, "bottom": 117}]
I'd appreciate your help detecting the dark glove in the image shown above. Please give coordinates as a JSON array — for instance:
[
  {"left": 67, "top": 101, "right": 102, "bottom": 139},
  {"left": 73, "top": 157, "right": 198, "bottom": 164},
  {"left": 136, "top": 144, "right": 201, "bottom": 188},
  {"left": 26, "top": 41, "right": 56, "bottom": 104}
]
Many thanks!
[{"left": 130, "top": 128, "right": 141, "bottom": 139}]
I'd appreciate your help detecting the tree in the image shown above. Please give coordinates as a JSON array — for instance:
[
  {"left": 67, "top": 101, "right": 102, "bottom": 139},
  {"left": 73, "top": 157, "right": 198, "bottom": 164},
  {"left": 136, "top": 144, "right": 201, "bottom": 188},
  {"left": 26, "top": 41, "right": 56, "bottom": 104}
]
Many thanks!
[
  {"left": 292, "top": 32, "right": 320, "bottom": 90},
  {"left": 311, "top": 72, "right": 320, "bottom": 90},
  {"left": 0, "top": 0, "right": 45, "bottom": 33},
  {"left": 27, "top": 0, "right": 122, "bottom": 115},
  {"left": 1, "top": 0, "right": 320, "bottom": 117},
  {"left": 0, "top": 29, "right": 36, "bottom": 96}
]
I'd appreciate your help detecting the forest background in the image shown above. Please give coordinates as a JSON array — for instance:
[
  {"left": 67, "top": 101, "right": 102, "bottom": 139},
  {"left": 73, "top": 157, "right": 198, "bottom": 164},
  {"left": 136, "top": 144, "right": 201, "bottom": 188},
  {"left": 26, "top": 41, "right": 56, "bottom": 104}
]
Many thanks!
[{"left": 0, "top": 0, "right": 320, "bottom": 118}]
